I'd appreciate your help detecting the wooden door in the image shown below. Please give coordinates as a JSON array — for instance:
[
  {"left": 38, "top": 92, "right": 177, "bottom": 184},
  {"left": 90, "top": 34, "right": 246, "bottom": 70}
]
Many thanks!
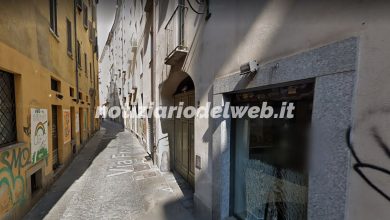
[{"left": 174, "top": 91, "right": 195, "bottom": 187}]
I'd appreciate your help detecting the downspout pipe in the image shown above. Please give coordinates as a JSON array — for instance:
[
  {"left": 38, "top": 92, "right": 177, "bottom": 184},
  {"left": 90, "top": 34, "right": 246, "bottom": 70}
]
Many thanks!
[
  {"left": 150, "top": 0, "right": 157, "bottom": 163},
  {"left": 74, "top": 0, "right": 79, "bottom": 103}
]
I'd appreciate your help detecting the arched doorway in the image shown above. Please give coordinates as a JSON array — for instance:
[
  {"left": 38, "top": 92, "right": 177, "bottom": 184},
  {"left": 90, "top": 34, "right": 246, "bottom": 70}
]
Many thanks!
[{"left": 173, "top": 76, "right": 195, "bottom": 186}]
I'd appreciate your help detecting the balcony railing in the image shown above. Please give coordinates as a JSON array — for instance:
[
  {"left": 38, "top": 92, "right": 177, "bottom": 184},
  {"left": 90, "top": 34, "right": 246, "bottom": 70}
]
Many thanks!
[{"left": 164, "top": 5, "right": 188, "bottom": 65}]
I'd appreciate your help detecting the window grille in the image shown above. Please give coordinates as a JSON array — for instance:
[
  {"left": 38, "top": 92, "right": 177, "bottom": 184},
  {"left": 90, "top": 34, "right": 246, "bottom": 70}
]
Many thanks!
[{"left": 0, "top": 71, "right": 17, "bottom": 147}]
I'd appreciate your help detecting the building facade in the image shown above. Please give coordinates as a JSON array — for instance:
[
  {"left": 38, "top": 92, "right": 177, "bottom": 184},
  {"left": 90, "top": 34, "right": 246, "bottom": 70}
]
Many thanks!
[
  {"left": 0, "top": 0, "right": 99, "bottom": 219},
  {"left": 99, "top": 0, "right": 390, "bottom": 219},
  {"left": 100, "top": 0, "right": 154, "bottom": 152}
]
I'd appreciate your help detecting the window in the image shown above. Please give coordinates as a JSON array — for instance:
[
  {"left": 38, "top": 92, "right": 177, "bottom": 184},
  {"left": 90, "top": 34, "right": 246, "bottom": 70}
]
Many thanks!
[
  {"left": 51, "top": 78, "right": 60, "bottom": 92},
  {"left": 0, "top": 71, "right": 17, "bottom": 147},
  {"left": 92, "top": 5, "right": 96, "bottom": 22},
  {"left": 88, "top": 21, "right": 94, "bottom": 42},
  {"left": 90, "top": 63, "right": 92, "bottom": 81},
  {"left": 84, "top": 53, "right": 88, "bottom": 75},
  {"left": 231, "top": 82, "right": 314, "bottom": 220},
  {"left": 78, "top": 92, "right": 83, "bottom": 100},
  {"left": 83, "top": 3, "right": 88, "bottom": 29},
  {"left": 49, "top": 0, "right": 58, "bottom": 35},
  {"left": 66, "top": 19, "right": 72, "bottom": 55},
  {"left": 76, "top": 0, "right": 82, "bottom": 11},
  {"left": 128, "top": 94, "right": 132, "bottom": 106},
  {"left": 69, "top": 87, "right": 75, "bottom": 97},
  {"left": 76, "top": 40, "right": 81, "bottom": 68},
  {"left": 31, "top": 170, "right": 42, "bottom": 196}
]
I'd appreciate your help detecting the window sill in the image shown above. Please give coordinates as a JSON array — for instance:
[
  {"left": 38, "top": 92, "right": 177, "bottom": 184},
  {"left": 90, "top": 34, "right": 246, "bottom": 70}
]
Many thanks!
[
  {"left": 49, "top": 28, "right": 60, "bottom": 42},
  {"left": 0, "top": 142, "right": 25, "bottom": 153}
]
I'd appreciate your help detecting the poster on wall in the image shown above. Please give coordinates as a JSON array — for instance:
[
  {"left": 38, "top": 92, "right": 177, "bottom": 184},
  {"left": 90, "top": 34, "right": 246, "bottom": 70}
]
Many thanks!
[
  {"left": 75, "top": 112, "right": 80, "bottom": 133},
  {"left": 63, "top": 109, "right": 71, "bottom": 144},
  {"left": 84, "top": 109, "right": 87, "bottom": 131},
  {"left": 31, "top": 108, "right": 49, "bottom": 164}
]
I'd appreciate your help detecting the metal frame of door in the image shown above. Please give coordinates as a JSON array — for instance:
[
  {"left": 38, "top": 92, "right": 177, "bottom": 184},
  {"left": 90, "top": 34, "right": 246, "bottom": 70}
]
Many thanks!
[{"left": 174, "top": 91, "right": 195, "bottom": 187}]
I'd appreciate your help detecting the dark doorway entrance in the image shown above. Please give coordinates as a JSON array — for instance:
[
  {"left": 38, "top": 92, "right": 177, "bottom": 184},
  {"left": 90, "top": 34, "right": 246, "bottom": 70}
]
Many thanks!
[
  {"left": 79, "top": 108, "right": 83, "bottom": 144},
  {"left": 51, "top": 105, "right": 60, "bottom": 170},
  {"left": 70, "top": 107, "right": 76, "bottom": 154}
]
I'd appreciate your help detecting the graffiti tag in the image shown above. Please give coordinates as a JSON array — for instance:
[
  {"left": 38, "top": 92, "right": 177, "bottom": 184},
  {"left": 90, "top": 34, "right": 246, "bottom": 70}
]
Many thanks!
[
  {"left": 346, "top": 126, "right": 390, "bottom": 201},
  {"left": 0, "top": 147, "right": 30, "bottom": 211}
]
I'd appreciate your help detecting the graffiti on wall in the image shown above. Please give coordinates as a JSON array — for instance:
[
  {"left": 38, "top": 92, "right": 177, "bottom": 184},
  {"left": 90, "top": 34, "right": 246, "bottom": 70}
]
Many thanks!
[
  {"left": 63, "top": 109, "right": 71, "bottom": 144},
  {"left": 0, "top": 147, "right": 30, "bottom": 212},
  {"left": 346, "top": 107, "right": 390, "bottom": 202},
  {"left": 31, "top": 108, "right": 48, "bottom": 164}
]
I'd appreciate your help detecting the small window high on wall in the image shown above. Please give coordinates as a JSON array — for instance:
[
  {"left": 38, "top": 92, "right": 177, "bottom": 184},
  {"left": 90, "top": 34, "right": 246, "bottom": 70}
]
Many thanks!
[{"left": 66, "top": 18, "right": 72, "bottom": 55}]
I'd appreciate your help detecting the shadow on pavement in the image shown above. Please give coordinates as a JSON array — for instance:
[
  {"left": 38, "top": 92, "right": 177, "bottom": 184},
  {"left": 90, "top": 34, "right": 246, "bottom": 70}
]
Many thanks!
[
  {"left": 23, "top": 121, "right": 123, "bottom": 220},
  {"left": 161, "top": 171, "right": 195, "bottom": 220}
]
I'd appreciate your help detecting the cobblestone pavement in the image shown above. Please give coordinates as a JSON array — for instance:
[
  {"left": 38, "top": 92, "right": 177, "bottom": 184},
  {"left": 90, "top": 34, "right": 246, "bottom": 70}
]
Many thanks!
[{"left": 24, "top": 121, "right": 194, "bottom": 220}]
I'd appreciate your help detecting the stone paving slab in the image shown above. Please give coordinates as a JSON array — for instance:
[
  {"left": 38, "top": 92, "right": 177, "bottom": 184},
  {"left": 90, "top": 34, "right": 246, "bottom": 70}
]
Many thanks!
[{"left": 24, "top": 121, "right": 194, "bottom": 220}]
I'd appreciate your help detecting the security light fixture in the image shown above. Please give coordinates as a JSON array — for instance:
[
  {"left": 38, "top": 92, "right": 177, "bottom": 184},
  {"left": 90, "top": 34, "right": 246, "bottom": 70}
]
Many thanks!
[{"left": 240, "top": 60, "right": 259, "bottom": 75}]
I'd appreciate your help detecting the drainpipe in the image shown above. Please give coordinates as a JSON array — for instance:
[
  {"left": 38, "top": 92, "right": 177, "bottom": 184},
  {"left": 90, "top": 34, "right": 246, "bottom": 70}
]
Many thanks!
[
  {"left": 150, "top": 0, "right": 156, "bottom": 163},
  {"left": 74, "top": 0, "right": 79, "bottom": 103},
  {"left": 205, "top": 0, "right": 211, "bottom": 20}
]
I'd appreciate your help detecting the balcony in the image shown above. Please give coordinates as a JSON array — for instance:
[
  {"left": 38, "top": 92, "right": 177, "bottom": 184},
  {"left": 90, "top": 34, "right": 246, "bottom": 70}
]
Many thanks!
[{"left": 164, "top": 5, "right": 188, "bottom": 65}]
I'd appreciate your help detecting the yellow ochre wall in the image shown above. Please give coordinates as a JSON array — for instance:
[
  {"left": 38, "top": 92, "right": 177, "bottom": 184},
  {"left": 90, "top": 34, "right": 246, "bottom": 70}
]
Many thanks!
[{"left": 0, "top": 0, "right": 99, "bottom": 219}]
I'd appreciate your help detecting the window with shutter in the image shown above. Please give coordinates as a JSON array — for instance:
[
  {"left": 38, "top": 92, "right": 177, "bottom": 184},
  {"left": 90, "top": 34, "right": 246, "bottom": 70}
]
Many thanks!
[
  {"left": 49, "top": 0, "right": 58, "bottom": 35},
  {"left": 66, "top": 19, "right": 72, "bottom": 55}
]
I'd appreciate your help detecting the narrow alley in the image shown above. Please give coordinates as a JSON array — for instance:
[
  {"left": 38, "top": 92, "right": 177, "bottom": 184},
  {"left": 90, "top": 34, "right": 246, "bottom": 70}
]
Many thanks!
[{"left": 23, "top": 121, "right": 194, "bottom": 220}]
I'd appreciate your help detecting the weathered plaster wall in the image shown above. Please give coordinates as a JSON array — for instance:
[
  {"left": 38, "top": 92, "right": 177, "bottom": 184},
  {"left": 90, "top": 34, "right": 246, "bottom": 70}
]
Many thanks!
[
  {"left": 102, "top": 0, "right": 390, "bottom": 219},
  {"left": 0, "top": 0, "right": 99, "bottom": 218},
  {"left": 178, "top": 0, "right": 390, "bottom": 219}
]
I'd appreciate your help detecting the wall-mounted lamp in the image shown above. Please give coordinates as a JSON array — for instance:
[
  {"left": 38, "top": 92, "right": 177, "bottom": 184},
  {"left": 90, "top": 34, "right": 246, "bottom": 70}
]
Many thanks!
[{"left": 240, "top": 60, "right": 259, "bottom": 75}]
